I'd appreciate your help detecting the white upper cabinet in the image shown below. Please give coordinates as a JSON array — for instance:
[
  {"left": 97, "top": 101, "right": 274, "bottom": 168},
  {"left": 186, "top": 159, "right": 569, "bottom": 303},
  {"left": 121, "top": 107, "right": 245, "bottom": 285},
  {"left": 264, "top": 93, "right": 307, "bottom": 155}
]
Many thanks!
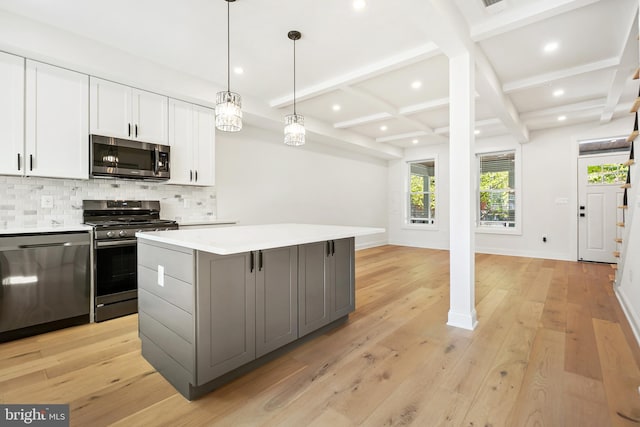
[
  {"left": 0, "top": 52, "right": 25, "bottom": 176},
  {"left": 24, "top": 60, "right": 89, "bottom": 179},
  {"left": 168, "top": 99, "right": 215, "bottom": 186},
  {"left": 90, "top": 77, "right": 168, "bottom": 145}
]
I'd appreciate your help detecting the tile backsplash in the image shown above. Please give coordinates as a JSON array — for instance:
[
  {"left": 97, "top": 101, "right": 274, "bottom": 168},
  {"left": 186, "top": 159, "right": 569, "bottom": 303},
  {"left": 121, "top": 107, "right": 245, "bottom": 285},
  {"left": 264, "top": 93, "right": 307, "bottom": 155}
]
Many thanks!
[{"left": 0, "top": 175, "right": 216, "bottom": 229}]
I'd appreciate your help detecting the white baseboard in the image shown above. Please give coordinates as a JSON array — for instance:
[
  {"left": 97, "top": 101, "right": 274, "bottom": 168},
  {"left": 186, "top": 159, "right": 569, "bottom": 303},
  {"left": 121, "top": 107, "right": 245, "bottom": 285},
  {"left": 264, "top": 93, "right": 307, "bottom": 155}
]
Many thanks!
[
  {"left": 355, "top": 239, "right": 388, "bottom": 251},
  {"left": 447, "top": 309, "right": 478, "bottom": 330},
  {"left": 614, "top": 286, "right": 640, "bottom": 348}
]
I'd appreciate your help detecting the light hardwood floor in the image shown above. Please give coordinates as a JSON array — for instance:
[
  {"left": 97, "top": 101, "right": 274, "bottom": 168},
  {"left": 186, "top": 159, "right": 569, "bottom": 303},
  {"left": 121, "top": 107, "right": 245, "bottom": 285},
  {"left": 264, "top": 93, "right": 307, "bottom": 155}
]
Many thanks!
[{"left": 2, "top": 245, "right": 640, "bottom": 426}]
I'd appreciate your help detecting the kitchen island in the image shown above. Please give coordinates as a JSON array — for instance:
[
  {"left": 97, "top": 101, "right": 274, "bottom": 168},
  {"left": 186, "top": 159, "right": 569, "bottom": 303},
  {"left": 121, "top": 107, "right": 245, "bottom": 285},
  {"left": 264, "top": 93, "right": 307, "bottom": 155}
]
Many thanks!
[{"left": 135, "top": 223, "right": 384, "bottom": 400}]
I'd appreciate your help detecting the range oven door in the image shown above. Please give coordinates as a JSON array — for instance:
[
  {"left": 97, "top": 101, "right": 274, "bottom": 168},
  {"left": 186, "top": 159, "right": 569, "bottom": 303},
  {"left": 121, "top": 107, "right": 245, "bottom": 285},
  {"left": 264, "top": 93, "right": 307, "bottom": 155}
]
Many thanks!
[
  {"left": 94, "top": 239, "right": 138, "bottom": 322},
  {"left": 90, "top": 134, "right": 170, "bottom": 180}
]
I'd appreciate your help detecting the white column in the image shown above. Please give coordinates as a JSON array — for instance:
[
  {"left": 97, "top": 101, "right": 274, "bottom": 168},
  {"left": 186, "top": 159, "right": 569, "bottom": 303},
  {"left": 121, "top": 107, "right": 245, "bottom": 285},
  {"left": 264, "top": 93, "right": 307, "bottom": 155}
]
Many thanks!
[{"left": 447, "top": 51, "right": 478, "bottom": 330}]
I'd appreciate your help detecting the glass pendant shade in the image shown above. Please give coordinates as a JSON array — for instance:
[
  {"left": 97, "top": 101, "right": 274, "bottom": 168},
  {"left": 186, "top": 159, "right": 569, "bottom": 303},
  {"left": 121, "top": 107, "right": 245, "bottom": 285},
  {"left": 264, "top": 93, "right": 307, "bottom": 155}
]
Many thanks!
[
  {"left": 284, "top": 113, "right": 305, "bottom": 146},
  {"left": 215, "top": 91, "right": 242, "bottom": 132}
]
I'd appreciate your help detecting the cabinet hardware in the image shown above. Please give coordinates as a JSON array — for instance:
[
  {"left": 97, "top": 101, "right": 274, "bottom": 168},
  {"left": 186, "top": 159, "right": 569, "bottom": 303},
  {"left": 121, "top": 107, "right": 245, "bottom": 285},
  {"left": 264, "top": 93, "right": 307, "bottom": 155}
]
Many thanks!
[
  {"left": 258, "top": 250, "right": 263, "bottom": 271},
  {"left": 17, "top": 153, "right": 21, "bottom": 171},
  {"left": 250, "top": 251, "right": 254, "bottom": 272},
  {"left": 190, "top": 170, "right": 193, "bottom": 182},
  {"left": 331, "top": 240, "right": 335, "bottom": 255},
  {"left": 327, "top": 241, "right": 331, "bottom": 256},
  {"left": 135, "top": 124, "right": 138, "bottom": 138},
  {"left": 195, "top": 171, "right": 198, "bottom": 182},
  {"left": 29, "top": 154, "right": 33, "bottom": 171},
  {"left": 128, "top": 123, "right": 131, "bottom": 137}
]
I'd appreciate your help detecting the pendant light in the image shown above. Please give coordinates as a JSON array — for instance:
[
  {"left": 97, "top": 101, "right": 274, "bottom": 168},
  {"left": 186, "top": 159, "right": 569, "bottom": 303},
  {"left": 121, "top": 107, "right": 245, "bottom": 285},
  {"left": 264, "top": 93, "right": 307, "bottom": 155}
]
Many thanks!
[
  {"left": 215, "top": 0, "right": 242, "bottom": 132},
  {"left": 284, "top": 30, "right": 305, "bottom": 146}
]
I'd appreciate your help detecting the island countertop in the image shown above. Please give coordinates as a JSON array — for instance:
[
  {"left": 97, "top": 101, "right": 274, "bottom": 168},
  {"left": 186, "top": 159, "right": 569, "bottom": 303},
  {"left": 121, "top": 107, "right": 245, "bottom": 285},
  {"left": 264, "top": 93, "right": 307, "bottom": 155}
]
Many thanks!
[{"left": 136, "top": 223, "right": 385, "bottom": 255}]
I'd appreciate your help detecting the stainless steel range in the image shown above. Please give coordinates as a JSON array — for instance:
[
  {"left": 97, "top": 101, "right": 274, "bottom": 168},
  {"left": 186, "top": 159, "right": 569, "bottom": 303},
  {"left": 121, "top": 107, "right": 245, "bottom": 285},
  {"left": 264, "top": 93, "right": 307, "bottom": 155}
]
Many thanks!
[{"left": 83, "top": 200, "right": 178, "bottom": 322}]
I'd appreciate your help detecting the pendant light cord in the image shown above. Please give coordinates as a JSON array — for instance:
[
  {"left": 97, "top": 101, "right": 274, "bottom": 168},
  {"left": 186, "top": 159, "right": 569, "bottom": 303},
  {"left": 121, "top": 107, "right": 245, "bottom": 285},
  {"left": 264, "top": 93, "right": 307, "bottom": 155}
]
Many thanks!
[
  {"left": 227, "top": 0, "right": 230, "bottom": 94},
  {"left": 293, "top": 38, "right": 297, "bottom": 115}
]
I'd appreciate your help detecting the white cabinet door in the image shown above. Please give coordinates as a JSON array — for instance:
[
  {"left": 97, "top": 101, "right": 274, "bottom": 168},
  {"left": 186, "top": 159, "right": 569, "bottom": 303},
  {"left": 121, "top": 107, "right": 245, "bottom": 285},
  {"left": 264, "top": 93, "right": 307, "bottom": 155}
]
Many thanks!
[
  {"left": 193, "top": 105, "right": 216, "bottom": 186},
  {"left": 0, "top": 52, "right": 24, "bottom": 176},
  {"left": 25, "top": 60, "right": 89, "bottom": 179},
  {"left": 168, "top": 100, "right": 215, "bottom": 186},
  {"left": 133, "top": 89, "right": 168, "bottom": 145},
  {"left": 89, "top": 77, "right": 131, "bottom": 139},
  {"left": 168, "top": 99, "right": 194, "bottom": 185},
  {"left": 90, "top": 78, "right": 168, "bottom": 144}
]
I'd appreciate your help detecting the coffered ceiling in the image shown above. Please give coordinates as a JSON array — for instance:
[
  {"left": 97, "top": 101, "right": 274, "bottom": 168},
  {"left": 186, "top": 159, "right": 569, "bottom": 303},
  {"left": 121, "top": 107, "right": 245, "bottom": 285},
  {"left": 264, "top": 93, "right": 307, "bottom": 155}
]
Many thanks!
[{"left": 0, "top": 0, "right": 637, "bottom": 158}]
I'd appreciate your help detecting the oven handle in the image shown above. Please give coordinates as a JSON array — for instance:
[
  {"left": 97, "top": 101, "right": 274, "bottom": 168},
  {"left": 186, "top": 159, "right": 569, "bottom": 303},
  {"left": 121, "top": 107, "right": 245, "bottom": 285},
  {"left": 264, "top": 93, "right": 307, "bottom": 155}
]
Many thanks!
[{"left": 95, "top": 240, "right": 137, "bottom": 248}]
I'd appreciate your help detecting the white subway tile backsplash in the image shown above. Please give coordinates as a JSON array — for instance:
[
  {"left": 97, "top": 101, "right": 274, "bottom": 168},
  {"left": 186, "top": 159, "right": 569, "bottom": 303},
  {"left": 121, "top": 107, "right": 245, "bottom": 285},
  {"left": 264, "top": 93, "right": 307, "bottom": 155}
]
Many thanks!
[{"left": 0, "top": 176, "right": 216, "bottom": 229}]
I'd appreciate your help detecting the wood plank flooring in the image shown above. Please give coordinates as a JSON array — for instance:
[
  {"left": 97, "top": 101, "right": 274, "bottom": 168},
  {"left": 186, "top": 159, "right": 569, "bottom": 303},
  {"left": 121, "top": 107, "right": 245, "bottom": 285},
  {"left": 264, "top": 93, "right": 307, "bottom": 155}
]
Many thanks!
[{"left": 2, "top": 245, "right": 640, "bottom": 426}]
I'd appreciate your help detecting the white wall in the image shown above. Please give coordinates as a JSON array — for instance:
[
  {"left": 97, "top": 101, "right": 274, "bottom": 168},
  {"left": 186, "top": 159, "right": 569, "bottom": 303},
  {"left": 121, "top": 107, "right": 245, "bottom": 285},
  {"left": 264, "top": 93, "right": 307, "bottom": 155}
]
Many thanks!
[
  {"left": 216, "top": 126, "right": 388, "bottom": 248},
  {"left": 388, "top": 117, "right": 633, "bottom": 260}
]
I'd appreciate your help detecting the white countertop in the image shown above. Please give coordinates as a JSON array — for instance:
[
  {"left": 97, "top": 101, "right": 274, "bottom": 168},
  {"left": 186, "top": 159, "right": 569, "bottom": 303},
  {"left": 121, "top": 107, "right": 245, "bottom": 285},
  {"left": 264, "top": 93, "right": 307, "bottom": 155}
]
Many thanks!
[
  {"left": 0, "top": 224, "right": 93, "bottom": 235},
  {"left": 136, "top": 223, "right": 385, "bottom": 255},
  {"left": 178, "top": 219, "right": 237, "bottom": 227}
]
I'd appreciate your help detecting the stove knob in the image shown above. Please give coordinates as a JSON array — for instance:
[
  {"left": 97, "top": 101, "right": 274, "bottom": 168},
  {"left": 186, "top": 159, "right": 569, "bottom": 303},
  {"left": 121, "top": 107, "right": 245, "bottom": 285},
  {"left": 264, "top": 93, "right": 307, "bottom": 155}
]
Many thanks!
[
  {"left": 106, "top": 231, "right": 115, "bottom": 238},
  {"left": 119, "top": 230, "right": 128, "bottom": 238}
]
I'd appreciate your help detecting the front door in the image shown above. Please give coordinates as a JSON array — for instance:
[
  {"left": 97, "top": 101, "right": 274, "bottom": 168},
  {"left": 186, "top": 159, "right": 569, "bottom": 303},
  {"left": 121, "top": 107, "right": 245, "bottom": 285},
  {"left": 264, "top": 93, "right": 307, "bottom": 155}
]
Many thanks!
[{"left": 578, "top": 153, "right": 627, "bottom": 262}]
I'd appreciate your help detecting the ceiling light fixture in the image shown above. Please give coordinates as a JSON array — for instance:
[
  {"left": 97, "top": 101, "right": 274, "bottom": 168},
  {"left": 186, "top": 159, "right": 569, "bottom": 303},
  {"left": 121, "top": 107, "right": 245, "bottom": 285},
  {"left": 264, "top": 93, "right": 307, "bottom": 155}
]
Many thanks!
[
  {"left": 332, "top": 104, "right": 341, "bottom": 112},
  {"left": 215, "top": 0, "right": 242, "bottom": 132},
  {"left": 412, "top": 139, "right": 419, "bottom": 144},
  {"left": 380, "top": 125, "right": 388, "bottom": 131},
  {"left": 411, "top": 80, "right": 422, "bottom": 90},
  {"left": 553, "top": 89, "right": 564, "bottom": 97},
  {"left": 284, "top": 30, "right": 305, "bottom": 146},
  {"left": 474, "top": 130, "right": 481, "bottom": 135},
  {"left": 558, "top": 115, "right": 567, "bottom": 121},
  {"left": 353, "top": 0, "right": 367, "bottom": 10},
  {"left": 543, "top": 41, "right": 559, "bottom": 53},
  {"left": 233, "top": 66, "right": 244, "bottom": 75}
]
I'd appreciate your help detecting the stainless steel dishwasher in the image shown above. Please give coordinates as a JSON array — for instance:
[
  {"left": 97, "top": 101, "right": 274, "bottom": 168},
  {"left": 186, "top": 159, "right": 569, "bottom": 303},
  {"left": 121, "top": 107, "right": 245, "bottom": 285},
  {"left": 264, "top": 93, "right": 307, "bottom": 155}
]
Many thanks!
[{"left": 0, "top": 232, "right": 91, "bottom": 342}]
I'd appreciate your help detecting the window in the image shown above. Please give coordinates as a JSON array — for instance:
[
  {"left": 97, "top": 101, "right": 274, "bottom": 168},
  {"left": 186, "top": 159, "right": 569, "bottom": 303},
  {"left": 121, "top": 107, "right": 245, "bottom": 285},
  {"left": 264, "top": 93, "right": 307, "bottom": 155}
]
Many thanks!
[
  {"left": 478, "top": 150, "right": 516, "bottom": 229},
  {"left": 408, "top": 160, "right": 436, "bottom": 225},
  {"left": 587, "top": 163, "right": 628, "bottom": 185}
]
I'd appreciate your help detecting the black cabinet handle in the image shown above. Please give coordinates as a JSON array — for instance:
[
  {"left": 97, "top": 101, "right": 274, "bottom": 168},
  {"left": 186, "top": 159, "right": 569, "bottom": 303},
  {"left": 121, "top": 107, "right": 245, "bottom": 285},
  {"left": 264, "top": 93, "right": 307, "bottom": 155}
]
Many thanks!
[
  {"left": 190, "top": 170, "right": 193, "bottom": 182},
  {"left": 258, "top": 250, "right": 263, "bottom": 271},
  {"left": 29, "top": 154, "right": 33, "bottom": 171},
  {"left": 135, "top": 124, "right": 138, "bottom": 137},
  {"left": 250, "top": 251, "right": 254, "bottom": 272},
  {"left": 128, "top": 123, "right": 131, "bottom": 137},
  {"left": 195, "top": 171, "right": 198, "bottom": 182},
  {"left": 331, "top": 240, "right": 335, "bottom": 255},
  {"left": 327, "top": 241, "right": 331, "bottom": 256},
  {"left": 17, "top": 153, "right": 21, "bottom": 171}
]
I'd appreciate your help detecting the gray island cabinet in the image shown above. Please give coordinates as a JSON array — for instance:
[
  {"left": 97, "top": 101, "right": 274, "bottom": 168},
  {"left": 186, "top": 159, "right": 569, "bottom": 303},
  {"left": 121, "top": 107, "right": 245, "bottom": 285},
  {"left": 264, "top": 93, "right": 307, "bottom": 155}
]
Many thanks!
[{"left": 135, "top": 224, "right": 383, "bottom": 400}]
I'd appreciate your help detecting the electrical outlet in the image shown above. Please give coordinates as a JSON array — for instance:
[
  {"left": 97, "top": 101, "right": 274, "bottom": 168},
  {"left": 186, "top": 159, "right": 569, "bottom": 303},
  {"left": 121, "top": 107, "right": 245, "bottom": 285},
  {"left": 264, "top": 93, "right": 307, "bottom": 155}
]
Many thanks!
[
  {"left": 40, "top": 195, "right": 54, "bottom": 208},
  {"left": 542, "top": 235, "right": 547, "bottom": 243}
]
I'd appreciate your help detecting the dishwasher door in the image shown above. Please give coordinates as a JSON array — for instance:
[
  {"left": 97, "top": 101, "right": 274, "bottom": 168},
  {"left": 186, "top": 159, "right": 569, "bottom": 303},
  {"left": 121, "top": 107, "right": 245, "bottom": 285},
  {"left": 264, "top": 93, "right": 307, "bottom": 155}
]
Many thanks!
[{"left": 0, "top": 232, "right": 91, "bottom": 342}]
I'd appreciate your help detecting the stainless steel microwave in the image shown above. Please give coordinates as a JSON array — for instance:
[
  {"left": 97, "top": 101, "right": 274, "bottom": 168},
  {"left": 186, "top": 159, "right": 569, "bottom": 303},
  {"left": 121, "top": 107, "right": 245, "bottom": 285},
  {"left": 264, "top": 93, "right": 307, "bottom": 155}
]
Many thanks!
[{"left": 90, "top": 135, "right": 170, "bottom": 181}]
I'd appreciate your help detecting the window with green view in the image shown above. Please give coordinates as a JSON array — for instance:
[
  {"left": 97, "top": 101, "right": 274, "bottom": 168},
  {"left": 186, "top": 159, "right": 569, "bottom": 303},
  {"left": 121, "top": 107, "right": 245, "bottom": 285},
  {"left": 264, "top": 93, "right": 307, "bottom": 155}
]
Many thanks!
[
  {"left": 478, "top": 151, "right": 516, "bottom": 229},
  {"left": 408, "top": 160, "right": 436, "bottom": 225}
]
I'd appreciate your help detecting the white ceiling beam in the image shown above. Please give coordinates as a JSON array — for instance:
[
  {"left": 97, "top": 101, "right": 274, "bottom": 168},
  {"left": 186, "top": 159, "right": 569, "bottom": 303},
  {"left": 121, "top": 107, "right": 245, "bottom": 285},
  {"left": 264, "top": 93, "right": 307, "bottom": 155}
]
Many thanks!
[
  {"left": 399, "top": 97, "right": 450, "bottom": 115},
  {"left": 434, "top": 118, "right": 502, "bottom": 135},
  {"left": 520, "top": 98, "right": 606, "bottom": 121},
  {"left": 376, "top": 131, "right": 429, "bottom": 143},
  {"left": 471, "top": 0, "right": 601, "bottom": 42},
  {"left": 502, "top": 57, "right": 620, "bottom": 94},
  {"left": 423, "top": 0, "right": 529, "bottom": 143},
  {"left": 269, "top": 42, "right": 440, "bottom": 109},
  {"left": 600, "top": 13, "right": 639, "bottom": 123},
  {"left": 334, "top": 112, "right": 392, "bottom": 129}
]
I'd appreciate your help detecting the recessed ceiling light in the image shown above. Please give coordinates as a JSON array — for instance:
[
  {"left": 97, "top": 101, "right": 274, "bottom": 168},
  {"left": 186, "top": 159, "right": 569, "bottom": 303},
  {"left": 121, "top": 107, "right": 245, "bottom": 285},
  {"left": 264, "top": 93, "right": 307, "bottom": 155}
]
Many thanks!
[
  {"left": 553, "top": 89, "right": 564, "bottom": 97},
  {"left": 543, "top": 41, "right": 559, "bottom": 53},
  {"left": 332, "top": 104, "right": 341, "bottom": 112},
  {"left": 380, "top": 125, "right": 388, "bottom": 131},
  {"left": 411, "top": 80, "right": 422, "bottom": 90},
  {"left": 234, "top": 66, "right": 244, "bottom": 75},
  {"left": 558, "top": 115, "right": 567, "bottom": 121},
  {"left": 474, "top": 130, "right": 481, "bottom": 135},
  {"left": 353, "top": 0, "right": 366, "bottom": 10},
  {"left": 412, "top": 139, "right": 419, "bottom": 144}
]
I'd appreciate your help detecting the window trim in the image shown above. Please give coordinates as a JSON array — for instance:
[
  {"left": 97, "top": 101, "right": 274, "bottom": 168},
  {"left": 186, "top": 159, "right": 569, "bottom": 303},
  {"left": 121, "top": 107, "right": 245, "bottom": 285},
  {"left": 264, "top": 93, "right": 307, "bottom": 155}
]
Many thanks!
[
  {"left": 475, "top": 147, "right": 522, "bottom": 235},
  {"left": 405, "top": 156, "right": 438, "bottom": 229}
]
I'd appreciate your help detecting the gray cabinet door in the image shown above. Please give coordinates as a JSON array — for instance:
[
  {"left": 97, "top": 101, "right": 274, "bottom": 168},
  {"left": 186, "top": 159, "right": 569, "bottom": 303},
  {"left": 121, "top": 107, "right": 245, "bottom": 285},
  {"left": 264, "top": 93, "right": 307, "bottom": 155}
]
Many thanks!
[
  {"left": 298, "top": 241, "right": 331, "bottom": 337},
  {"left": 331, "top": 238, "right": 355, "bottom": 320},
  {"left": 196, "top": 251, "right": 255, "bottom": 385},
  {"left": 255, "top": 247, "right": 298, "bottom": 358}
]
